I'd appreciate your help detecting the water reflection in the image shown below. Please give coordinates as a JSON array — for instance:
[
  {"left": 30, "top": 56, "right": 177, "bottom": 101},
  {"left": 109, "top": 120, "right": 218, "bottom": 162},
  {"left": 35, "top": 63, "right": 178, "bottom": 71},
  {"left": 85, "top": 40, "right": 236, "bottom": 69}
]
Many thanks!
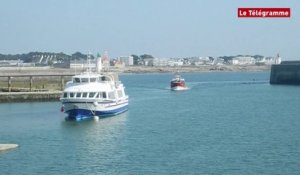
[
  {"left": 59, "top": 112, "right": 128, "bottom": 170},
  {"left": 61, "top": 112, "right": 128, "bottom": 139}
]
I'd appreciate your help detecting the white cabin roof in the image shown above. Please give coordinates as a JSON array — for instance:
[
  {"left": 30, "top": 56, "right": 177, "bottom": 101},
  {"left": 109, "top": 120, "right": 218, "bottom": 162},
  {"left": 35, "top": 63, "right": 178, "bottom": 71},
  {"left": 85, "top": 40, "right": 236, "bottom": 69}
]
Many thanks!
[
  {"left": 72, "top": 73, "right": 101, "bottom": 79},
  {"left": 64, "top": 82, "right": 114, "bottom": 92}
]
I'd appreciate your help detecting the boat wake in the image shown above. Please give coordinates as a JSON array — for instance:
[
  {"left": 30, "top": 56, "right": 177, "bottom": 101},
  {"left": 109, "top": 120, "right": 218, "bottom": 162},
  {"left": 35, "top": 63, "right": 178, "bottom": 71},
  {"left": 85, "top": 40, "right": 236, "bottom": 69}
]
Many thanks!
[
  {"left": 131, "top": 86, "right": 171, "bottom": 91},
  {"left": 187, "top": 80, "right": 268, "bottom": 89},
  {"left": 130, "top": 80, "right": 268, "bottom": 92}
]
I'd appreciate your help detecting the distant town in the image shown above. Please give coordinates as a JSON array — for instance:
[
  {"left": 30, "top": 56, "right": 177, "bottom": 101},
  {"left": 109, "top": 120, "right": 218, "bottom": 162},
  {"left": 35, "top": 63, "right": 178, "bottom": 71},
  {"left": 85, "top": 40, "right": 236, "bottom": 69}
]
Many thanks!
[{"left": 0, "top": 52, "right": 282, "bottom": 69}]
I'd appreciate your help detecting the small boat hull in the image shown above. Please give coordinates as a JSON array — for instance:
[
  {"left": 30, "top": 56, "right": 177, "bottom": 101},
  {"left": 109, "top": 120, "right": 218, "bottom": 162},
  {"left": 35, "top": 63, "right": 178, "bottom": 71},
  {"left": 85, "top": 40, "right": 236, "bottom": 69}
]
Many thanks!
[
  {"left": 170, "top": 78, "right": 188, "bottom": 91},
  {"left": 171, "top": 86, "right": 189, "bottom": 91}
]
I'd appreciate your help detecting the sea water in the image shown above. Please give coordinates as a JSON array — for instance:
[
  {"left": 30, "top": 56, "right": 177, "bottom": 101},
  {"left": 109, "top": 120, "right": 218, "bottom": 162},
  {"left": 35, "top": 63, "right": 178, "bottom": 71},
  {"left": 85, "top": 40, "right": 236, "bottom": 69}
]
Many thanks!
[{"left": 1, "top": 72, "right": 300, "bottom": 175}]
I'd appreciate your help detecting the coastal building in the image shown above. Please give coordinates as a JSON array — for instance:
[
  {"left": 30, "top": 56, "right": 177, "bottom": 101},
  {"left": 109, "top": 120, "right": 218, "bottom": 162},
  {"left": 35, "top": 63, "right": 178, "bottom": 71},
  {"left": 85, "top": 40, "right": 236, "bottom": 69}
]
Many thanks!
[
  {"left": 256, "top": 55, "right": 282, "bottom": 65},
  {"left": 193, "top": 57, "right": 214, "bottom": 65},
  {"left": 185, "top": 57, "right": 198, "bottom": 65},
  {"left": 212, "top": 57, "right": 225, "bottom": 65},
  {"left": 31, "top": 54, "right": 61, "bottom": 65},
  {"left": 70, "top": 59, "right": 96, "bottom": 69},
  {"left": 231, "top": 56, "right": 256, "bottom": 65},
  {"left": 153, "top": 58, "right": 184, "bottom": 67},
  {"left": 257, "top": 57, "right": 274, "bottom": 65},
  {"left": 153, "top": 58, "right": 169, "bottom": 66},
  {"left": 182, "top": 58, "right": 192, "bottom": 66},
  {"left": 0, "top": 60, "right": 36, "bottom": 67},
  {"left": 275, "top": 54, "right": 282, "bottom": 64},
  {"left": 117, "top": 56, "right": 134, "bottom": 66},
  {"left": 111, "top": 59, "right": 125, "bottom": 68},
  {"left": 101, "top": 51, "right": 110, "bottom": 69},
  {"left": 0, "top": 60, "right": 22, "bottom": 67},
  {"left": 143, "top": 58, "right": 154, "bottom": 66},
  {"left": 168, "top": 59, "right": 184, "bottom": 66}
]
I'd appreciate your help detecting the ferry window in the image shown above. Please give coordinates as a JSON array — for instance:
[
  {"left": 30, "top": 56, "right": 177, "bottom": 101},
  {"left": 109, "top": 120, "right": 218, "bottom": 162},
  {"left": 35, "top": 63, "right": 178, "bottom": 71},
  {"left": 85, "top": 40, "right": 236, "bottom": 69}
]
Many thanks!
[
  {"left": 81, "top": 78, "right": 88, "bottom": 83},
  {"left": 82, "top": 92, "right": 88, "bottom": 98},
  {"left": 76, "top": 93, "right": 81, "bottom": 98},
  {"left": 70, "top": 93, "right": 74, "bottom": 98},
  {"left": 102, "top": 92, "right": 107, "bottom": 99},
  {"left": 89, "top": 92, "right": 96, "bottom": 98},
  {"left": 108, "top": 92, "right": 116, "bottom": 99},
  {"left": 63, "top": 93, "right": 67, "bottom": 98},
  {"left": 74, "top": 78, "right": 80, "bottom": 83},
  {"left": 97, "top": 92, "right": 105, "bottom": 98},
  {"left": 90, "top": 78, "right": 96, "bottom": 82},
  {"left": 118, "top": 90, "right": 123, "bottom": 98}
]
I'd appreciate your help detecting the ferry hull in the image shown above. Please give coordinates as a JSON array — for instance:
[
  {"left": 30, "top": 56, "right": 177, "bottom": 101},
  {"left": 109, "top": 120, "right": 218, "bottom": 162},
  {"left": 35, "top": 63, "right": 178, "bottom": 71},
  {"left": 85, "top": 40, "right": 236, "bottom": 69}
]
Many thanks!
[{"left": 63, "top": 101, "right": 128, "bottom": 121}]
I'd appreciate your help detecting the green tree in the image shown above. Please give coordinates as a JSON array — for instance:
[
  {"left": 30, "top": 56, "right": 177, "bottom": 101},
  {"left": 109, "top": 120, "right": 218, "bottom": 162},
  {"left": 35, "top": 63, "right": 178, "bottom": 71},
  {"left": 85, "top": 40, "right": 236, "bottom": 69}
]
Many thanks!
[{"left": 140, "top": 54, "right": 154, "bottom": 59}]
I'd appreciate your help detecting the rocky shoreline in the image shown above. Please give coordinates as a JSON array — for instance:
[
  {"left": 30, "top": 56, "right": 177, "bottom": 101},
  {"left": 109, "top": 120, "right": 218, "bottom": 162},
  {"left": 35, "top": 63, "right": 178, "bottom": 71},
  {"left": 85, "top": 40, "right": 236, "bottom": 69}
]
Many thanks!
[
  {"left": 119, "top": 65, "right": 271, "bottom": 74},
  {"left": 0, "top": 65, "right": 271, "bottom": 75}
]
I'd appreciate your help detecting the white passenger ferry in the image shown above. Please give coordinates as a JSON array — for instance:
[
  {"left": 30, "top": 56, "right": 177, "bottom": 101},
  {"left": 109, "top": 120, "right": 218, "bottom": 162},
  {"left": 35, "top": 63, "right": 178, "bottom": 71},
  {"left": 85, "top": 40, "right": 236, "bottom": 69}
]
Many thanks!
[{"left": 60, "top": 57, "right": 128, "bottom": 121}]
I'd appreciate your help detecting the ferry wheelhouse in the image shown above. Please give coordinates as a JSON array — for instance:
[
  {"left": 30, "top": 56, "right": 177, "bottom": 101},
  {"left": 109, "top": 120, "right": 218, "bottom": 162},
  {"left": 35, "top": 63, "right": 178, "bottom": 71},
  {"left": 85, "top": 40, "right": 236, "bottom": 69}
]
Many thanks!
[
  {"left": 60, "top": 72, "right": 128, "bottom": 121},
  {"left": 170, "top": 74, "right": 188, "bottom": 91}
]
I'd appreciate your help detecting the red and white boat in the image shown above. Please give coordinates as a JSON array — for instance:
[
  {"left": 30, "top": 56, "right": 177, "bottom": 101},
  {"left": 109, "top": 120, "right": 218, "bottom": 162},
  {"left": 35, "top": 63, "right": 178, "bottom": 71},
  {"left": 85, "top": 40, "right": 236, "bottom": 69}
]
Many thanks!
[{"left": 170, "top": 74, "right": 188, "bottom": 91}]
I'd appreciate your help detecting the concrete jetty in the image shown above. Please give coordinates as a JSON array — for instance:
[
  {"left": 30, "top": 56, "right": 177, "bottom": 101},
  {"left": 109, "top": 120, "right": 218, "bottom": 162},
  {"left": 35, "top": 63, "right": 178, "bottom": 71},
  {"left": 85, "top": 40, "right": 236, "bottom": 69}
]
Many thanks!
[
  {"left": 270, "top": 61, "right": 300, "bottom": 85},
  {"left": 0, "top": 144, "right": 18, "bottom": 152},
  {"left": 0, "top": 91, "right": 61, "bottom": 103},
  {"left": 0, "top": 74, "right": 74, "bottom": 92},
  {"left": 0, "top": 73, "right": 73, "bottom": 103}
]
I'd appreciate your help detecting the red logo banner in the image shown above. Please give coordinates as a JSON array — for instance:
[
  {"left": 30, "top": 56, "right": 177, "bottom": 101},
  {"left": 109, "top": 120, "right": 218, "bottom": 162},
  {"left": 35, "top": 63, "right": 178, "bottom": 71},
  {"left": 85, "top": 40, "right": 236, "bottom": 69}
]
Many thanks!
[{"left": 238, "top": 8, "right": 291, "bottom": 18}]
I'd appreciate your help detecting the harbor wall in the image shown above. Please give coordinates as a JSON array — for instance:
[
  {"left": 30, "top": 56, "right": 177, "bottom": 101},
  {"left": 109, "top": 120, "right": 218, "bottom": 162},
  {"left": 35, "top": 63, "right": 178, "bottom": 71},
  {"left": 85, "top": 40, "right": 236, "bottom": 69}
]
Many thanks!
[
  {"left": 0, "top": 91, "right": 61, "bottom": 103},
  {"left": 0, "top": 73, "right": 72, "bottom": 102},
  {"left": 270, "top": 61, "right": 300, "bottom": 85}
]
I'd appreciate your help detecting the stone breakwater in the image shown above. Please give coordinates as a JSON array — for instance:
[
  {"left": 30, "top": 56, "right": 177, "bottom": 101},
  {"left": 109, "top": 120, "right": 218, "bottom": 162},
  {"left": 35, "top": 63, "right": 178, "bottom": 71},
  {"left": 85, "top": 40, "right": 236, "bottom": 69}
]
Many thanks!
[{"left": 270, "top": 61, "right": 300, "bottom": 85}]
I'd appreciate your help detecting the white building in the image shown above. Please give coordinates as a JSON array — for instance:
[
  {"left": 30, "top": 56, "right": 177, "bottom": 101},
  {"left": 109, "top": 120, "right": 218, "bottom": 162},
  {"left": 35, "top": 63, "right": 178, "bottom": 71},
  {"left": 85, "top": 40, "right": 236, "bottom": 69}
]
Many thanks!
[
  {"left": 194, "top": 57, "right": 213, "bottom": 65},
  {"left": 118, "top": 56, "right": 134, "bottom": 66},
  {"left": 70, "top": 60, "right": 96, "bottom": 69},
  {"left": 231, "top": 56, "right": 256, "bottom": 65},
  {"left": 153, "top": 58, "right": 184, "bottom": 66},
  {"left": 153, "top": 58, "right": 169, "bottom": 66},
  {"left": 0, "top": 60, "right": 22, "bottom": 66},
  {"left": 275, "top": 54, "right": 282, "bottom": 64},
  {"left": 212, "top": 57, "right": 224, "bottom": 65},
  {"left": 168, "top": 59, "right": 184, "bottom": 66},
  {"left": 257, "top": 55, "right": 282, "bottom": 65},
  {"left": 143, "top": 58, "right": 154, "bottom": 66}
]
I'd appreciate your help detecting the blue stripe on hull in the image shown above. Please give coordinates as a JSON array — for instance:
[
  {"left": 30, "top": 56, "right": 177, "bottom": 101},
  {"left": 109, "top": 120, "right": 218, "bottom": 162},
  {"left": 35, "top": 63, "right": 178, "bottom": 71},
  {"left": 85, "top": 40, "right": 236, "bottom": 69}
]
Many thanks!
[{"left": 65, "top": 105, "right": 128, "bottom": 121}]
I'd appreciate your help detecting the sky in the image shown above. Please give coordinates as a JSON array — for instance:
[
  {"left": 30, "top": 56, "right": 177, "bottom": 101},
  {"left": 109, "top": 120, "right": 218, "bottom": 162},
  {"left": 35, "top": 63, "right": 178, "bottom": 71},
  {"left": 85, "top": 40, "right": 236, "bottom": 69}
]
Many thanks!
[{"left": 0, "top": 0, "right": 299, "bottom": 60}]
